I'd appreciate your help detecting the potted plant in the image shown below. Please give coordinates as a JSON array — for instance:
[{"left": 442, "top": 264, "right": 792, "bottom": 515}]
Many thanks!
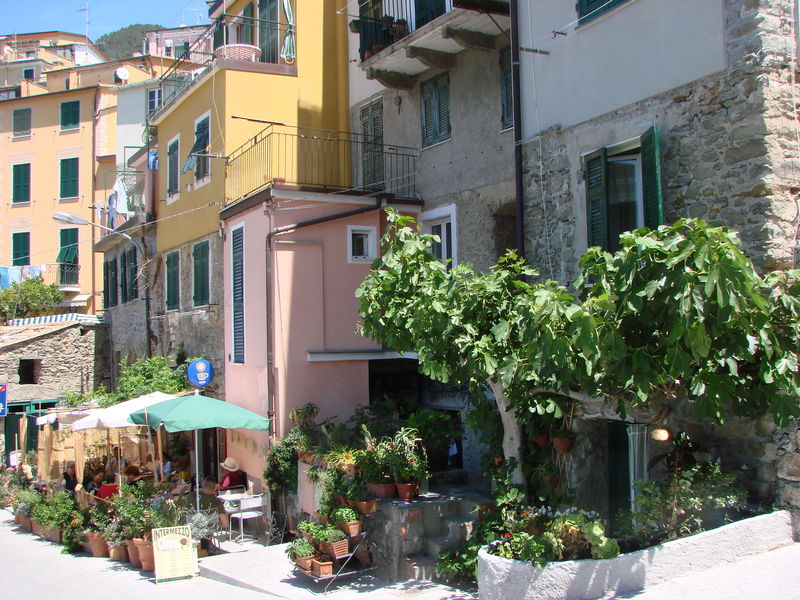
[
  {"left": 285, "top": 537, "right": 316, "bottom": 571},
  {"left": 551, "top": 429, "right": 575, "bottom": 454},
  {"left": 184, "top": 508, "right": 218, "bottom": 558},
  {"left": 13, "top": 488, "right": 41, "bottom": 531},
  {"left": 359, "top": 446, "right": 397, "bottom": 498},
  {"left": 344, "top": 477, "right": 378, "bottom": 515},
  {"left": 311, "top": 554, "right": 333, "bottom": 578},
  {"left": 31, "top": 490, "right": 76, "bottom": 543},
  {"left": 85, "top": 505, "right": 111, "bottom": 557},
  {"left": 330, "top": 505, "right": 362, "bottom": 537},
  {"left": 104, "top": 515, "right": 129, "bottom": 561},
  {"left": 391, "top": 428, "right": 429, "bottom": 501},
  {"left": 319, "top": 525, "right": 349, "bottom": 559},
  {"left": 297, "top": 520, "right": 325, "bottom": 545}
]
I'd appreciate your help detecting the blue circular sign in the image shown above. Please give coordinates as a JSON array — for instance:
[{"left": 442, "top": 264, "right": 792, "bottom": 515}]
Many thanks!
[{"left": 187, "top": 359, "right": 215, "bottom": 388}]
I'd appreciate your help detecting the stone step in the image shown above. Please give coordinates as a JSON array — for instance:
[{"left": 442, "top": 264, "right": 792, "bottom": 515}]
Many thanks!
[
  {"left": 446, "top": 517, "right": 476, "bottom": 542},
  {"left": 425, "top": 534, "right": 459, "bottom": 558},
  {"left": 401, "top": 554, "right": 437, "bottom": 581},
  {"left": 421, "top": 499, "right": 463, "bottom": 535}
]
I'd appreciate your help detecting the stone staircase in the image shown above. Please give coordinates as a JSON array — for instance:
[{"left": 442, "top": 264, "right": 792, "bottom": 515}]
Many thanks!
[{"left": 363, "top": 488, "right": 493, "bottom": 583}]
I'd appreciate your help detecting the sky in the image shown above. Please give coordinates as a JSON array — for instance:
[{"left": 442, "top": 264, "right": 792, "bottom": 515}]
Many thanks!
[{"left": 4, "top": 0, "right": 212, "bottom": 41}]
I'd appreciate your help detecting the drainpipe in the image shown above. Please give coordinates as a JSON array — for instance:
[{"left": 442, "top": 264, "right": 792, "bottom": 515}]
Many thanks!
[
  {"left": 510, "top": 0, "right": 525, "bottom": 257},
  {"left": 264, "top": 198, "right": 384, "bottom": 435}
]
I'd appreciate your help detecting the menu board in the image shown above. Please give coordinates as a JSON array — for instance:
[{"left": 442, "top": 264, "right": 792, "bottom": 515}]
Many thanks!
[{"left": 152, "top": 525, "right": 196, "bottom": 583}]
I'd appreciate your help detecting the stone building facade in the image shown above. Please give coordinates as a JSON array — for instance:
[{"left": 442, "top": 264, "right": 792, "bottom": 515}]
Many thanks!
[{"left": 518, "top": 0, "right": 800, "bottom": 529}]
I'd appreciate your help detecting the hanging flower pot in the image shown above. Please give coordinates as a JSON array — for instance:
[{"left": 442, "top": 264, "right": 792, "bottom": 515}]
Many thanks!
[
  {"left": 534, "top": 433, "right": 549, "bottom": 448},
  {"left": 552, "top": 435, "right": 574, "bottom": 454}
]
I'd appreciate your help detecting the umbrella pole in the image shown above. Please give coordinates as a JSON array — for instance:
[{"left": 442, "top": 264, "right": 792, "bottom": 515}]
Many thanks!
[
  {"left": 156, "top": 425, "right": 164, "bottom": 483},
  {"left": 117, "top": 431, "right": 122, "bottom": 497},
  {"left": 194, "top": 429, "right": 200, "bottom": 512}
]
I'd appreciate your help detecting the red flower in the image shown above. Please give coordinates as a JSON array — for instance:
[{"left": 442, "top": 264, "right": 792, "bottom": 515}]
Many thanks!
[{"left": 504, "top": 532, "right": 511, "bottom": 538}]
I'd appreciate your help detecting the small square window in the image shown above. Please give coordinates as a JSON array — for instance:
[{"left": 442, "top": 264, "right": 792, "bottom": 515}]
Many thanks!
[
  {"left": 18, "top": 359, "right": 41, "bottom": 384},
  {"left": 347, "top": 225, "right": 376, "bottom": 263},
  {"left": 22, "top": 68, "right": 34, "bottom": 81}
]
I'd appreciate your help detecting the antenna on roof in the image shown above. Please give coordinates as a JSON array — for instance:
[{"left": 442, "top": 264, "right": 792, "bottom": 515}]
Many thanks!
[{"left": 77, "top": 0, "right": 90, "bottom": 42}]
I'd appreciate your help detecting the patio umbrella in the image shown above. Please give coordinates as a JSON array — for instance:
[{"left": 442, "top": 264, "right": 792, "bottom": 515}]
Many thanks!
[
  {"left": 128, "top": 392, "right": 270, "bottom": 509},
  {"left": 71, "top": 392, "right": 177, "bottom": 431}
]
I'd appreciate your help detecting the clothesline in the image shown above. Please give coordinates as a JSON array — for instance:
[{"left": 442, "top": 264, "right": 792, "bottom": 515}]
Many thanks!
[{"left": 0, "top": 264, "right": 47, "bottom": 290}]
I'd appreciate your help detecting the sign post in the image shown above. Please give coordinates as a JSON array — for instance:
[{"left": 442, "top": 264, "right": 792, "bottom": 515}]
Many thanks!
[{"left": 152, "top": 525, "right": 196, "bottom": 583}]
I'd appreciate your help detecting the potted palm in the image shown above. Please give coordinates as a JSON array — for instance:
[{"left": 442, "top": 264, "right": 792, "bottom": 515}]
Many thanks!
[
  {"left": 285, "top": 537, "right": 315, "bottom": 571},
  {"left": 330, "top": 505, "right": 362, "bottom": 537}
]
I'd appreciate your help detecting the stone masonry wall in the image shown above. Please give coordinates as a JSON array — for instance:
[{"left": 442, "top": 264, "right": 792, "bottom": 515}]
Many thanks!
[
  {"left": 520, "top": 0, "right": 800, "bottom": 532},
  {"left": 150, "top": 233, "right": 225, "bottom": 399}
]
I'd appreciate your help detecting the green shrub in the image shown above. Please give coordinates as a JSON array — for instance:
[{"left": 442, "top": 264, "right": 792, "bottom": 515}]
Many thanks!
[
  {"left": 319, "top": 525, "right": 346, "bottom": 543},
  {"left": 31, "top": 491, "right": 76, "bottom": 530},
  {"left": 285, "top": 538, "right": 315, "bottom": 560},
  {"left": 13, "top": 488, "right": 42, "bottom": 517},
  {"left": 330, "top": 505, "right": 359, "bottom": 524}
]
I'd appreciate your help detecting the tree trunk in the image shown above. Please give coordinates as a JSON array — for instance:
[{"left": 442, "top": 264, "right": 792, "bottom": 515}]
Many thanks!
[{"left": 487, "top": 380, "right": 528, "bottom": 498}]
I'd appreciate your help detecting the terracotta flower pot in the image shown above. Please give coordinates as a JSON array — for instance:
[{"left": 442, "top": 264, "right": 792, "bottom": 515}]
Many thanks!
[
  {"left": 347, "top": 498, "right": 378, "bottom": 515},
  {"left": 311, "top": 558, "right": 333, "bottom": 578},
  {"left": 396, "top": 482, "right": 419, "bottom": 501},
  {"left": 295, "top": 554, "right": 313, "bottom": 571},
  {"left": 366, "top": 482, "right": 396, "bottom": 498},
  {"left": 20, "top": 516, "right": 32, "bottom": 531},
  {"left": 337, "top": 520, "right": 362, "bottom": 537},
  {"left": 31, "top": 521, "right": 43, "bottom": 537},
  {"left": 321, "top": 538, "right": 349, "bottom": 559},
  {"left": 109, "top": 545, "right": 128, "bottom": 561},
  {"left": 334, "top": 494, "right": 347, "bottom": 506},
  {"left": 44, "top": 527, "right": 61, "bottom": 543},
  {"left": 552, "top": 436, "right": 574, "bottom": 454},
  {"left": 534, "top": 433, "right": 549, "bottom": 448},
  {"left": 14, "top": 513, "right": 21, "bottom": 525},
  {"left": 125, "top": 538, "right": 142, "bottom": 568},
  {"left": 86, "top": 531, "right": 109, "bottom": 557},
  {"left": 133, "top": 538, "right": 155, "bottom": 572}
]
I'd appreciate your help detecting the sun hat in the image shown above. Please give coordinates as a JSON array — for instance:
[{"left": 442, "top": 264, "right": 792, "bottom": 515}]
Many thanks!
[{"left": 220, "top": 457, "right": 239, "bottom": 472}]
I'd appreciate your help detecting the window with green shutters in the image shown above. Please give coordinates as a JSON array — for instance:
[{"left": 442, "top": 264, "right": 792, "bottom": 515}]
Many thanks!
[
  {"left": 231, "top": 228, "right": 244, "bottom": 363},
  {"left": 585, "top": 125, "right": 663, "bottom": 252},
  {"left": 166, "top": 251, "right": 180, "bottom": 310},
  {"left": 182, "top": 118, "right": 209, "bottom": 180},
  {"left": 120, "top": 251, "right": 128, "bottom": 303},
  {"left": 500, "top": 47, "right": 513, "bottom": 130},
  {"left": 60, "top": 157, "right": 79, "bottom": 198},
  {"left": 57, "top": 228, "right": 78, "bottom": 286},
  {"left": 108, "top": 257, "right": 118, "bottom": 306},
  {"left": 12, "top": 232, "right": 30, "bottom": 266},
  {"left": 167, "top": 138, "right": 180, "bottom": 196},
  {"left": 60, "top": 100, "right": 80, "bottom": 130},
  {"left": 13, "top": 108, "right": 31, "bottom": 137},
  {"left": 420, "top": 73, "right": 450, "bottom": 147},
  {"left": 578, "top": 0, "right": 628, "bottom": 22},
  {"left": 360, "top": 99, "right": 384, "bottom": 191},
  {"left": 12, "top": 163, "right": 31, "bottom": 203},
  {"left": 193, "top": 240, "right": 209, "bottom": 306},
  {"left": 127, "top": 247, "right": 138, "bottom": 300}
]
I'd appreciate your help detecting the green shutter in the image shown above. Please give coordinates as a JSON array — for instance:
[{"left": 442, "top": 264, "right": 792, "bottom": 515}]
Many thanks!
[
  {"left": 435, "top": 74, "right": 450, "bottom": 142},
  {"left": 103, "top": 261, "right": 109, "bottom": 309},
  {"left": 168, "top": 140, "right": 179, "bottom": 195},
  {"left": 579, "top": 0, "right": 626, "bottom": 20},
  {"left": 166, "top": 251, "right": 180, "bottom": 310},
  {"left": 585, "top": 148, "right": 608, "bottom": 249},
  {"left": 60, "top": 157, "right": 79, "bottom": 198},
  {"left": 13, "top": 108, "right": 31, "bottom": 136},
  {"left": 60, "top": 100, "right": 79, "bottom": 130},
  {"left": 57, "top": 228, "right": 78, "bottom": 262},
  {"left": 415, "top": 0, "right": 446, "bottom": 28},
  {"left": 361, "top": 100, "right": 384, "bottom": 190},
  {"left": 213, "top": 17, "right": 225, "bottom": 49},
  {"left": 12, "top": 232, "right": 30, "bottom": 266},
  {"left": 232, "top": 228, "right": 245, "bottom": 363},
  {"left": 12, "top": 163, "right": 30, "bottom": 203},
  {"left": 420, "top": 78, "right": 435, "bottom": 147},
  {"left": 193, "top": 241, "right": 209, "bottom": 306},
  {"left": 607, "top": 421, "right": 632, "bottom": 529},
  {"left": 500, "top": 47, "right": 513, "bottom": 129},
  {"left": 120, "top": 251, "right": 128, "bottom": 303},
  {"left": 243, "top": 2, "right": 254, "bottom": 45},
  {"left": 128, "top": 247, "right": 138, "bottom": 300},
  {"left": 110, "top": 258, "right": 118, "bottom": 306},
  {"left": 640, "top": 124, "right": 663, "bottom": 230}
]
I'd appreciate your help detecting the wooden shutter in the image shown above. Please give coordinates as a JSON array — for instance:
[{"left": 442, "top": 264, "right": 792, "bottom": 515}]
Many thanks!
[
  {"left": 435, "top": 74, "right": 450, "bottom": 142},
  {"left": 420, "top": 78, "right": 435, "bottom": 147},
  {"left": 232, "top": 228, "right": 245, "bottom": 363},
  {"left": 243, "top": 2, "right": 254, "bottom": 45},
  {"left": 640, "top": 124, "right": 663, "bottom": 230},
  {"left": 168, "top": 140, "right": 179, "bottom": 194},
  {"left": 12, "top": 232, "right": 30, "bottom": 266},
  {"left": 415, "top": 0, "right": 446, "bottom": 29},
  {"left": 166, "top": 252, "right": 179, "bottom": 310},
  {"left": 120, "top": 251, "right": 129, "bottom": 303},
  {"left": 500, "top": 47, "right": 513, "bottom": 129},
  {"left": 213, "top": 17, "right": 225, "bottom": 49},
  {"left": 579, "top": 0, "right": 625, "bottom": 20},
  {"left": 60, "top": 100, "right": 79, "bottom": 129},
  {"left": 193, "top": 241, "right": 209, "bottom": 306},
  {"left": 607, "top": 421, "right": 632, "bottom": 528},
  {"left": 361, "top": 100, "right": 384, "bottom": 190},
  {"left": 13, "top": 108, "right": 31, "bottom": 136},
  {"left": 103, "top": 261, "right": 109, "bottom": 309},
  {"left": 128, "top": 247, "right": 138, "bottom": 300},
  {"left": 585, "top": 147, "right": 608, "bottom": 249},
  {"left": 109, "top": 258, "right": 118, "bottom": 306},
  {"left": 60, "top": 158, "right": 79, "bottom": 198},
  {"left": 12, "top": 163, "right": 30, "bottom": 203}
]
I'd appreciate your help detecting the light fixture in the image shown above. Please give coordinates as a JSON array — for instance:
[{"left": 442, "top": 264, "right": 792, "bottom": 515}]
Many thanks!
[
  {"left": 650, "top": 427, "right": 670, "bottom": 442},
  {"left": 53, "top": 211, "right": 90, "bottom": 226}
]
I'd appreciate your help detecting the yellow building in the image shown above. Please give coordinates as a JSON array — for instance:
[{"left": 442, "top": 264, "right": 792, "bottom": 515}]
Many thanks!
[{"left": 0, "top": 32, "right": 172, "bottom": 314}]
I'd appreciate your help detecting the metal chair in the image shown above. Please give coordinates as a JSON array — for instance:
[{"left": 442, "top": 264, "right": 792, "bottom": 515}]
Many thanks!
[{"left": 228, "top": 493, "right": 268, "bottom": 543}]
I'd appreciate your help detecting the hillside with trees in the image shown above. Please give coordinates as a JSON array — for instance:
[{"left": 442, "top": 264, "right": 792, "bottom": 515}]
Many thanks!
[{"left": 96, "top": 24, "right": 163, "bottom": 60}]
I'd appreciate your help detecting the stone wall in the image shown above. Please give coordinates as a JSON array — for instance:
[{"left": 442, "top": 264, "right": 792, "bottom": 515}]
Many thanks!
[
  {"left": 0, "top": 323, "right": 110, "bottom": 403},
  {"left": 150, "top": 233, "right": 225, "bottom": 398}
]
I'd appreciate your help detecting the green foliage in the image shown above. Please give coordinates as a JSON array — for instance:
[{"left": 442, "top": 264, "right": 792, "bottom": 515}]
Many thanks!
[
  {"left": 61, "top": 507, "right": 87, "bottom": 554},
  {"left": 264, "top": 427, "right": 308, "bottom": 494},
  {"left": 616, "top": 462, "right": 747, "bottom": 548},
  {"left": 0, "top": 279, "right": 63, "bottom": 322},
  {"left": 31, "top": 491, "right": 77, "bottom": 530},
  {"left": 285, "top": 537, "right": 315, "bottom": 560},
  {"left": 110, "top": 481, "right": 178, "bottom": 539},
  {"left": 330, "top": 505, "right": 359, "bottom": 524},
  {"left": 13, "top": 488, "right": 43, "bottom": 517},
  {"left": 95, "top": 24, "right": 163, "bottom": 60},
  {"left": 318, "top": 524, "right": 347, "bottom": 543}
]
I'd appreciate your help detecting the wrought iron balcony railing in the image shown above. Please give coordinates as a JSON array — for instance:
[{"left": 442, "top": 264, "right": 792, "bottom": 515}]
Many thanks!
[{"left": 225, "top": 124, "right": 418, "bottom": 205}]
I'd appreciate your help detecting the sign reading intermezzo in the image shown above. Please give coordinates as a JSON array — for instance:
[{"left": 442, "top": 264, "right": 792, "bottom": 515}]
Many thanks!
[{"left": 152, "top": 526, "right": 196, "bottom": 583}]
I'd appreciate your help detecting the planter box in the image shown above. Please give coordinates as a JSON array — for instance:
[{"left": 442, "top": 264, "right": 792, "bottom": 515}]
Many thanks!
[
  {"left": 295, "top": 555, "right": 313, "bottom": 571},
  {"left": 477, "top": 511, "right": 795, "bottom": 600},
  {"left": 31, "top": 521, "right": 43, "bottom": 537},
  {"left": 337, "top": 520, "right": 362, "bottom": 537},
  {"left": 311, "top": 558, "right": 333, "bottom": 578},
  {"left": 321, "top": 538, "right": 349, "bottom": 559},
  {"left": 43, "top": 527, "right": 61, "bottom": 544},
  {"left": 367, "top": 482, "right": 396, "bottom": 498},
  {"left": 20, "top": 516, "right": 32, "bottom": 532}
]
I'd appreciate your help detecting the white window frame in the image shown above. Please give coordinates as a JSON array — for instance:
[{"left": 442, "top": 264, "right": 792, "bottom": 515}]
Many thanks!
[
  {"left": 606, "top": 152, "right": 644, "bottom": 230},
  {"left": 347, "top": 225, "right": 377, "bottom": 264},
  {"left": 420, "top": 203, "right": 457, "bottom": 265},
  {"left": 166, "top": 133, "right": 180, "bottom": 204},
  {"left": 147, "top": 88, "right": 161, "bottom": 114},
  {"left": 193, "top": 110, "right": 212, "bottom": 188}
]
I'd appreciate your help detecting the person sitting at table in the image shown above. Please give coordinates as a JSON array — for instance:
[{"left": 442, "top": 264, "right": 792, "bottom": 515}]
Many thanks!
[
  {"left": 86, "top": 470, "right": 105, "bottom": 495},
  {"left": 62, "top": 461, "right": 78, "bottom": 495},
  {"left": 199, "top": 476, "right": 229, "bottom": 529},
  {"left": 124, "top": 464, "right": 143, "bottom": 485},
  {"left": 168, "top": 473, "right": 190, "bottom": 497},
  {"left": 162, "top": 452, "right": 174, "bottom": 477},
  {"left": 97, "top": 473, "right": 119, "bottom": 499},
  {"left": 219, "top": 457, "right": 246, "bottom": 491},
  {"left": 140, "top": 452, "right": 156, "bottom": 474}
]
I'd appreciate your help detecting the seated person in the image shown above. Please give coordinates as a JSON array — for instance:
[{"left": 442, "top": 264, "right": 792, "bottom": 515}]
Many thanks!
[
  {"left": 200, "top": 476, "right": 229, "bottom": 529},
  {"left": 62, "top": 461, "right": 78, "bottom": 494},
  {"left": 86, "top": 470, "right": 105, "bottom": 495},
  {"left": 97, "top": 473, "right": 119, "bottom": 499},
  {"left": 162, "top": 453, "right": 174, "bottom": 477},
  {"left": 168, "top": 473, "right": 190, "bottom": 497},
  {"left": 140, "top": 452, "right": 156, "bottom": 475},
  {"left": 124, "top": 464, "right": 143, "bottom": 484},
  {"left": 219, "top": 457, "right": 246, "bottom": 491}
]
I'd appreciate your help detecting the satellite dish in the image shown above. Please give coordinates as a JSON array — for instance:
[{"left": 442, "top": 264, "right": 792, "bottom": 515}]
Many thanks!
[{"left": 115, "top": 67, "right": 129, "bottom": 82}]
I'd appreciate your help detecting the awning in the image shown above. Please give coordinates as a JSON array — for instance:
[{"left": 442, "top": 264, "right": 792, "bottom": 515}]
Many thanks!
[
  {"left": 72, "top": 391, "right": 178, "bottom": 431},
  {"left": 36, "top": 407, "right": 99, "bottom": 427},
  {"left": 56, "top": 245, "right": 78, "bottom": 263}
]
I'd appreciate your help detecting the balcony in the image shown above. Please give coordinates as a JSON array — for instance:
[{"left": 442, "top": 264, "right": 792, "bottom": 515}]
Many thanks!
[
  {"left": 352, "top": 0, "right": 509, "bottom": 89},
  {"left": 17, "top": 263, "right": 81, "bottom": 291},
  {"left": 150, "top": 11, "right": 296, "bottom": 121},
  {"left": 224, "top": 124, "right": 418, "bottom": 205}
]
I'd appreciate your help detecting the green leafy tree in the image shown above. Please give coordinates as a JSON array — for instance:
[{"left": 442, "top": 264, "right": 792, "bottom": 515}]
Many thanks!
[
  {"left": 0, "top": 279, "right": 63, "bottom": 322},
  {"left": 96, "top": 24, "right": 163, "bottom": 60},
  {"left": 357, "top": 211, "right": 800, "bottom": 494}
]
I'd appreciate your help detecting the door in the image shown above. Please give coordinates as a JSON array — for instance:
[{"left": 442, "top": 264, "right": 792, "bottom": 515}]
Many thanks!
[{"left": 259, "top": 0, "right": 280, "bottom": 63}]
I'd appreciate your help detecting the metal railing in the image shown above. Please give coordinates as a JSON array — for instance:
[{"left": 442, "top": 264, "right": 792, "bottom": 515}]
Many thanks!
[
  {"left": 150, "top": 11, "right": 295, "bottom": 120},
  {"left": 354, "top": 0, "right": 452, "bottom": 60},
  {"left": 225, "top": 124, "right": 418, "bottom": 204}
]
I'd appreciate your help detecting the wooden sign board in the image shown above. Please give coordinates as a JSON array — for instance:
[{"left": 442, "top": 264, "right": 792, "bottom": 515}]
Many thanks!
[{"left": 152, "top": 525, "right": 196, "bottom": 583}]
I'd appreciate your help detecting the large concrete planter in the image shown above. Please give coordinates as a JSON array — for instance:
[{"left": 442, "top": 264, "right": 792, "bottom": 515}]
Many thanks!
[{"left": 478, "top": 511, "right": 795, "bottom": 600}]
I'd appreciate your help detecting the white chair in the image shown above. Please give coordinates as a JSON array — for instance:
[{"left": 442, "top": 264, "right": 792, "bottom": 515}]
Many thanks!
[{"left": 228, "top": 493, "right": 268, "bottom": 543}]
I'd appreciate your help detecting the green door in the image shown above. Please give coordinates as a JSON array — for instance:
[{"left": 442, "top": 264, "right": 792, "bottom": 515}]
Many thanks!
[{"left": 607, "top": 421, "right": 630, "bottom": 529}]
